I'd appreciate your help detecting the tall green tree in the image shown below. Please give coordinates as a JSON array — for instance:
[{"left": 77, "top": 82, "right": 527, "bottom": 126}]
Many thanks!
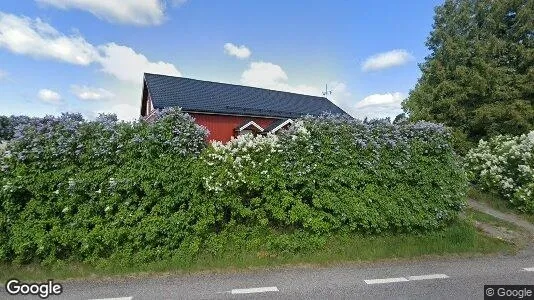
[{"left": 403, "top": 0, "right": 534, "bottom": 153}]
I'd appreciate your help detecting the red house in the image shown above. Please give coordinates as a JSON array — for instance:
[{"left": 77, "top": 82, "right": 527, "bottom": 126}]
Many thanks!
[{"left": 140, "top": 73, "right": 349, "bottom": 142}]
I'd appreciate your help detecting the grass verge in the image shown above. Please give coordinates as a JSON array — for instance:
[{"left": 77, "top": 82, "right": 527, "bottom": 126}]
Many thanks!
[
  {"left": 464, "top": 208, "right": 524, "bottom": 233},
  {"left": 468, "top": 187, "right": 534, "bottom": 224},
  {"left": 0, "top": 220, "right": 513, "bottom": 282}
]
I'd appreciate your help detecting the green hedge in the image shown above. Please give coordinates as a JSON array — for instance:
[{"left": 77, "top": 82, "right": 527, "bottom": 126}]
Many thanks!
[
  {"left": 203, "top": 117, "right": 467, "bottom": 234},
  {"left": 0, "top": 110, "right": 467, "bottom": 265}
]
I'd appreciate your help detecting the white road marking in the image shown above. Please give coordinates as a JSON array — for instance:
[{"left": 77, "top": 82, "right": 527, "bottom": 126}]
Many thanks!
[
  {"left": 523, "top": 267, "right": 534, "bottom": 272},
  {"left": 364, "top": 277, "right": 409, "bottom": 284},
  {"left": 231, "top": 286, "right": 279, "bottom": 294},
  {"left": 89, "top": 297, "right": 132, "bottom": 300},
  {"left": 365, "top": 274, "right": 450, "bottom": 284},
  {"left": 408, "top": 274, "right": 449, "bottom": 281}
]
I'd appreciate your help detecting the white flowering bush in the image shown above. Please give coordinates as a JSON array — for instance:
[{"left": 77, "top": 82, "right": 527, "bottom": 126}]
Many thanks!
[
  {"left": 201, "top": 115, "right": 466, "bottom": 234},
  {"left": 199, "top": 121, "right": 312, "bottom": 230},
  {"left": 204, "top": 121, "right": 310, "bottom": 192},
  {"left": 465, "top": 131, "right": 534, "bottom": 213},
  {"left": 204, "top": 133, "right": 281, "bottom": 192}
]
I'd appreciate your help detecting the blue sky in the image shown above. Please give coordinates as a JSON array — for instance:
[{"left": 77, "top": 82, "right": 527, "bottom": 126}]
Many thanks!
[{"left": 0, "top": 0, "right": 442, "bottom": 120}]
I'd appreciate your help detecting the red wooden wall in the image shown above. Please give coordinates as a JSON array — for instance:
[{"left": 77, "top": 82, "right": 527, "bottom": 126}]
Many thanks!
[{"left": 189, "top": 113, "right": 278, "bottom": 143}]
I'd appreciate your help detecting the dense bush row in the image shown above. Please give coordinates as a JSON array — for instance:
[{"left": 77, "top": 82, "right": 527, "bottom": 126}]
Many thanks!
[
  {"left": 1, "top": 110, "right": 208, "bottom": 265},
  {"left": 465, "top": 132, "right": 534, "bottom": 213},
  {"left": 0, "top": 115, "right": 40, "bottom": 141},
  {"left": 202, "top": 116, "right": 466, "bottom": 234},
  {"left": 0, "top": 110, "right": 467, "bottom": 265}
]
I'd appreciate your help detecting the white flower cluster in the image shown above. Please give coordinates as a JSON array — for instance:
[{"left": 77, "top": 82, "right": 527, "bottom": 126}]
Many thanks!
[
  {"left": 203, "top": 132, "right": 286, "bottom": 192},
  {"left": 2, "top": 180, "right": 13, "bottom": 193},
  {"left": 291, "top": 120, "right": 310, "bottom": 139},
  {"left": 466, "top": 131, "right": 534, "bottom": 211}
]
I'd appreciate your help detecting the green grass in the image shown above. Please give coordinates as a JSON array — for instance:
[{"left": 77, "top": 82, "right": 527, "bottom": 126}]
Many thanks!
[
  {"left": 465, "top": 208, "right": 525, "bottom": 238},
  {"left": 464, "top": 208, "right": 524, "bottom": 232},
  {"left": 0, "top": 220, "right": 513, "bottom": 282},
  {"left": 468, "top": 187, "right": 534, "bottom": 224}
]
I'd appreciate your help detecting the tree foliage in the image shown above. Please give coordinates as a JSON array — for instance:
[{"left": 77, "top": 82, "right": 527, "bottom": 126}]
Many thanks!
[{"left": 403, "top": 0, "right": 534, "bottom": 153}]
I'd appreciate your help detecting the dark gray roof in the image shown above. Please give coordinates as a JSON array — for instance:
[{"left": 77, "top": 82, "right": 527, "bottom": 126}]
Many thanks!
[{"left": 143, "top": 73, "right": 350, "bottom": 119}]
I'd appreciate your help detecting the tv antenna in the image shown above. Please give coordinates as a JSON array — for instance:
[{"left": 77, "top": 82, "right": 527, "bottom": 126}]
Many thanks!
[{"left": 322, "top": 84, "right": 332, "bottom": 98}]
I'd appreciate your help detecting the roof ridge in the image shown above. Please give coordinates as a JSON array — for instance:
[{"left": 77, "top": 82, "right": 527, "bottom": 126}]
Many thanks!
[
  {"left": 144, "top": 72, "right": 330, "bottom": 100},
  {"left": 143, "top": 72, "right": 352, "bottom": 119}
]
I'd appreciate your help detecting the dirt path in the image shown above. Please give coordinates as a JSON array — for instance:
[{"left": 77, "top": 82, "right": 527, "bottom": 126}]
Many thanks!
[{"left": 468, "top": 199, "right": 534, "bottom": 234}]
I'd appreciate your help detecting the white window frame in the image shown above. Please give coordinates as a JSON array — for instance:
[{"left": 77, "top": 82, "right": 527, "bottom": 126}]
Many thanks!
[
  {"left": 237, "top": 121, "right": 264, "bottom": 132},
  {"left": 268, "top": 119, "right": 293, "bottom": 133}
]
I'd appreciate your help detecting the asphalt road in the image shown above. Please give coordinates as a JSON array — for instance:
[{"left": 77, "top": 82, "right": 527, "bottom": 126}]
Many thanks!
[{"left": 2, "top": 252, "right": 533, "bottom": 300}]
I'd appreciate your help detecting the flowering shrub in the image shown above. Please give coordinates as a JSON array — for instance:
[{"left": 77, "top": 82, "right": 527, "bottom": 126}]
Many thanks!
[
  {"left": 2, "top": 109, "right": 207, "bottom": 172},
  {"left": 0, "top": 115, "right": 38, "bottom": 141},
  {"left": 200, "top": 122, "right": 312, "bottom": 231},
  {"left": 202, "top": 115, "right": 467, "bottom": 234},
  {"left": 203, "top": 133, "right": 282, "bottom": 192},
  {"left": 465, "top": 131, "right": 534, "bottom": 213},
  {"left": 0, "top": 108, "right": 208, "bottom": 264},
  {"left": 0, "top": 110, "right": 466, "bottom": 265}
]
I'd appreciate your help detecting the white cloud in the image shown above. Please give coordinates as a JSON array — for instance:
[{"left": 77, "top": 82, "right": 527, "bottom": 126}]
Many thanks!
[
  {"left": 224, "top": 43, "right": 251, "bottom": 59},
  {"left": 362, "top": 49, "right": 412, "bottom": 72},
  {"left": 239, "top": 62, "right": 357, "bottom": 114},
  {"left": 97, "top": 43, "right": 181, "bottom": 83},
  {"left": 0, "top": 13, "right": 182, "bottom": 120},
  {"left": 0, "top": 13, "right": 180, "bottom": 83},
  {"left": 241, "top": 61, "right": 287, "bottom": 87},
  {"left": 352, "top": 92, "right": 406, "bottom": 119},
  {"left": 0, "top": 12, "right": 99, "bottom": 65},
  {"left": 36, "top": 0, "right": 168, "bottom": 26},
  {"left": 355, "top": 92, "right": 405, "bottom": 109},
  {"left": 38, "top": 89, "right": 62, "bottom": 104},
  {"left": 71, "top": 85, "right": 114, "bottom": 100},
  {"left": 327, "top": 82, "right": 351, "bottom": 106},
  {"left": 240, "top": 61, "right": 320, "bottom": 96}
]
